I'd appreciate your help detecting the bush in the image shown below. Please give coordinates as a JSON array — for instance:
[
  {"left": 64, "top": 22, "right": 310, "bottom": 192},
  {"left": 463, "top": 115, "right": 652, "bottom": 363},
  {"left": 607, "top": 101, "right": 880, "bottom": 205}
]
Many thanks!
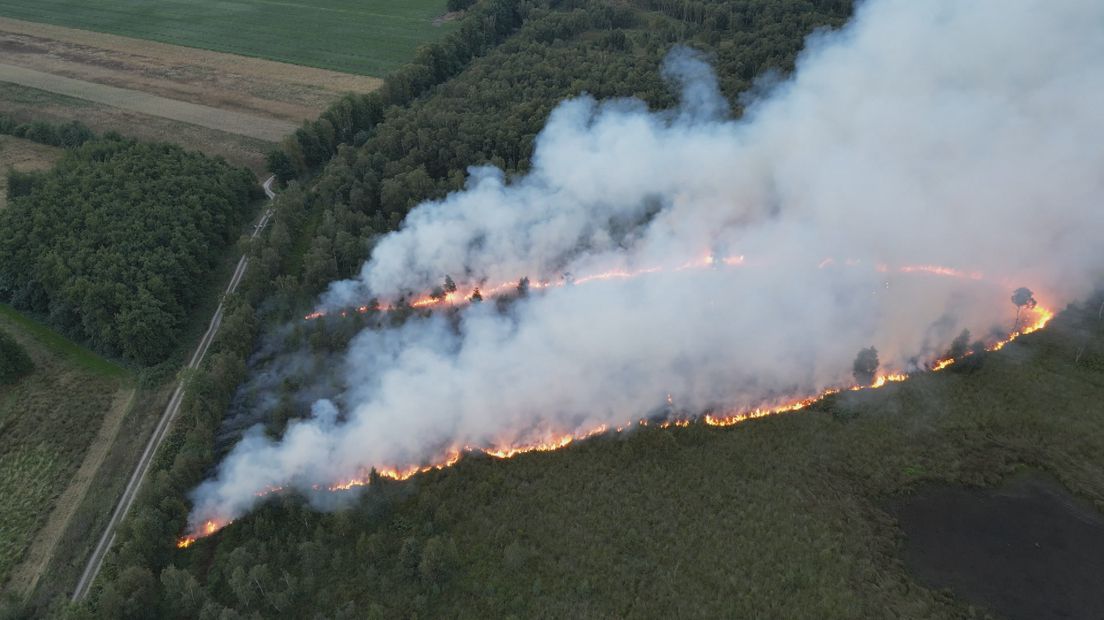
[{"left": 0, "top": 329, "right": 33, "bottom": 385}]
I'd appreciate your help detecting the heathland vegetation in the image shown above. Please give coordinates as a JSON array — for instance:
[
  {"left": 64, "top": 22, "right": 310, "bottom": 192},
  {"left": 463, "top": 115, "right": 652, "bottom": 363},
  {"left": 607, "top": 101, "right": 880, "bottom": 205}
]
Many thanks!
[
  {"left": 0, "top": 0, "right": 457, "bottom": 77},
  {"left": 0, "top": 306, "right": 132, "bottom": 593},
  {"left": 0, "top": 134, "right": 257, "bottom": 365},
  {"left": 29, "top": 0, "right": 1099, "bottom": 617}
]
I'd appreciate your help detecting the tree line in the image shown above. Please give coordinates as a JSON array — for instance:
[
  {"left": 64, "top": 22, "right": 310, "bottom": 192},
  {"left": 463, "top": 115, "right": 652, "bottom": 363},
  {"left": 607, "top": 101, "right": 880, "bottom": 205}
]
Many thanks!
[
  {"left": 0, "top": 114, "right": 95, "bottom": 149},
  {"left": 0, "top": 136, "right": 258, "bottom": 365}
]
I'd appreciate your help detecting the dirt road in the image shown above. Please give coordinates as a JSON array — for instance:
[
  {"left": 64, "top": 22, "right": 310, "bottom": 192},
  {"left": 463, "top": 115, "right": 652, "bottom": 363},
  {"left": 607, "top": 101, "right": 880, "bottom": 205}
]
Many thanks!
[{"left": 72, "top": 177, "right": 276, "bottom": 601}]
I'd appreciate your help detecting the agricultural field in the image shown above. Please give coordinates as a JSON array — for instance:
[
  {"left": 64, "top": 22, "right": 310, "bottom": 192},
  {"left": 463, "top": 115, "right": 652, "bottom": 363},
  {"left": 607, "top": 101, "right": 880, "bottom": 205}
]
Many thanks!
[
  {"left": 0, "top": 134, "right": 60, "bottom": 209},
  {"left": 0, "top": 0, "right": 458, "bottom": 77},
  {"left": 0, "top": 16, "right": 385, "bottom": 170},
  {"left": 0, "top": 305, "right": 133, "bottom": 596}
]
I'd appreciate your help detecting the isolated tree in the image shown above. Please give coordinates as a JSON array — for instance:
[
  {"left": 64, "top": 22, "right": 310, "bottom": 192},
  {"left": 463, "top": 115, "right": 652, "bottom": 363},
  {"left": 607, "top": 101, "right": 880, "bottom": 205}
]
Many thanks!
[
  {"left": 516, "top": 276, "right": 530, "bottom": 297},
  {"left": 444, "top": 275, "right": 457, "bottom": 294},
  {"left": 1011, "top": 287, "right": 1037, "bottom": 332},
  {"left": 470, "top": 288, "right": 483, "bottom": 303},
  {"left": 266, "top": 150, "right": 297, "bottom": 184},
  {"left": 852, "top": 346, "right": 879, "bottom": 385}
]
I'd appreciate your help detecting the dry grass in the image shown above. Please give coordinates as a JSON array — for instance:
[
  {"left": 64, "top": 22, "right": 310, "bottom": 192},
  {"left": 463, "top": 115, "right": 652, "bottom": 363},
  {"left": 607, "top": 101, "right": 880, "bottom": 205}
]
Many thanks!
[{"left": 0, "top": 135, "right": 61, "bottom": 209}]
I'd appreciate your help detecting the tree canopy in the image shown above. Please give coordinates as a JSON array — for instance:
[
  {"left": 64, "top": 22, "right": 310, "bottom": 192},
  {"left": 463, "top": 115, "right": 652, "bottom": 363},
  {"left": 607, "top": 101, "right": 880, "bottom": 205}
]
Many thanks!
[{"left": 0, "top": 136, "right": 256, "bottom": 365}]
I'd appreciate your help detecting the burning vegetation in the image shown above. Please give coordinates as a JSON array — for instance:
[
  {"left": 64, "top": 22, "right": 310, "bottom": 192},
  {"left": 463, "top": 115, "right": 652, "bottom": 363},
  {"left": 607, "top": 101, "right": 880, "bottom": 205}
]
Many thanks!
[
  {"left": 175, "top": 0, "right": 1100, "bottom": 555},
  {"left": 178, "top": 257, "right": 1054, "bottom": 547}
]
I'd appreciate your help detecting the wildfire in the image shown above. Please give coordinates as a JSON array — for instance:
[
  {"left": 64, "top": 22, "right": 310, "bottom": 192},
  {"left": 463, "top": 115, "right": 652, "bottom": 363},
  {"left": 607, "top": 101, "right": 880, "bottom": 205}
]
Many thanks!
[
  {"left": 304, "top": 253, "right": 748, "bottom": 321},
  {"left": 176, "top": 519, "right": 229, "bottom": 548},
  {"left": 181, "top": 259, "right": 1055, "bottom": 548}
]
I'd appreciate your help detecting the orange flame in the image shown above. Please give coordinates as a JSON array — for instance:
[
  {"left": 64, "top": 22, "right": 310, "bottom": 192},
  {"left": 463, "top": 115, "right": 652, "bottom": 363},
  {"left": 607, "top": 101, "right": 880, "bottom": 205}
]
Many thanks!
[
  {"left": 180, "top": 259, "right": 1056, "bottom": 547},
  {"left": 176, "top": 519, "right": 230, "bottom": 548}
]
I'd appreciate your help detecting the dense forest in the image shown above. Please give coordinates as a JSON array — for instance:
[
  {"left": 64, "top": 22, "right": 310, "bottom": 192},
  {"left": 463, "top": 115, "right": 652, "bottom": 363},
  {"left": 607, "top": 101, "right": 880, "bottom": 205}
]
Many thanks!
[
  {"left": 0, "top": 136, "right": 257, "bottom": 365},
  {"left": 0, "top": 329, "right": 33, "bottom": 385},
  {"left": 54, "top": 1, "right": 876, "bottom": 618}
]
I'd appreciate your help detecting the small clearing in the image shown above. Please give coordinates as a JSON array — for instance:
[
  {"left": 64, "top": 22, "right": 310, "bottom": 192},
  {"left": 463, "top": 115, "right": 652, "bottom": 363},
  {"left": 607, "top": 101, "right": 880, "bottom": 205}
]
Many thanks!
[{"left": 0, "top": 135, "right": 61, "bottom": 209}]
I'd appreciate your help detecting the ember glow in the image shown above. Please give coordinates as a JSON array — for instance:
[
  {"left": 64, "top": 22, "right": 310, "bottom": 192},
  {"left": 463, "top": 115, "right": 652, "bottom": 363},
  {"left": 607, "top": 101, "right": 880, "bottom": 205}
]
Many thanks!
[{"left": 305, "top": 252, "right": 741, "bottom": 321}]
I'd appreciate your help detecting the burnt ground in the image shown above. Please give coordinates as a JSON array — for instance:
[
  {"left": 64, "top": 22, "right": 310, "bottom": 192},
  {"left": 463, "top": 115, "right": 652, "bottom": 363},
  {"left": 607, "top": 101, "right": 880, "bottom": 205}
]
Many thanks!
[{"left": 890, "top": 472, "right": 1104, "bottom": 620}]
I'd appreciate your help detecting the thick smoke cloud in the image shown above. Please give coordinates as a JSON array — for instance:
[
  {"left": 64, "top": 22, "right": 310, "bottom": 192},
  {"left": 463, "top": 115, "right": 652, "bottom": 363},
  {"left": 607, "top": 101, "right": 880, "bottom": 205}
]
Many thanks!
[{"left": 189, "top": 0, "right": 1104, "bottom": 529}]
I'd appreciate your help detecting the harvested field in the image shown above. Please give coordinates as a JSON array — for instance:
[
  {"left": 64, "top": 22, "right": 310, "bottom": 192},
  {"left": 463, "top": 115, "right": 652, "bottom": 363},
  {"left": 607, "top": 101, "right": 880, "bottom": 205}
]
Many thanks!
[
  {"left": 0, "top": 17, "right": 381, "bottom": 121},
  {"left": 0, "top": 134, "right": 61, "bottom": 209},
  {"left": 0, "top": 16, "right": 384, "bottom": 168}
]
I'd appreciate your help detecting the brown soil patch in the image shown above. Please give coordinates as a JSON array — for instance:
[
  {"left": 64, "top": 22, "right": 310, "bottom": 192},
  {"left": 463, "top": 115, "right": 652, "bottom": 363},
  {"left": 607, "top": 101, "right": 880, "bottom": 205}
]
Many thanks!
[
  {"left": 0, "top": 135, "right": 62, "bottom": 209},
  {"left": 5, "top": 385, "right": 136, "bottom": 598},
  {"left": 890, "top": 472, "right": 1104, "bottom": 619},
  {"left": 0, "top": 16, "right": 381, "bottom": 122}
]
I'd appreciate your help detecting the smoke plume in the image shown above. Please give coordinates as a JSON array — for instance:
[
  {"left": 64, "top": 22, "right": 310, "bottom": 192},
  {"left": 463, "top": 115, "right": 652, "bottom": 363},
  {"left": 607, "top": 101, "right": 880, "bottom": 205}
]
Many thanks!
[{"left": 188, "top": 0, "right": 1104, "bottom": 531}]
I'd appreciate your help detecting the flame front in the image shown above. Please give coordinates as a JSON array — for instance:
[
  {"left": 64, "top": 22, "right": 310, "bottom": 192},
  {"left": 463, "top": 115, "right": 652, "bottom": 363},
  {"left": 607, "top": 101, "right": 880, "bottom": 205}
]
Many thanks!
[{"left": 184, "top": 259, "right": 1055, "bottom": 547}]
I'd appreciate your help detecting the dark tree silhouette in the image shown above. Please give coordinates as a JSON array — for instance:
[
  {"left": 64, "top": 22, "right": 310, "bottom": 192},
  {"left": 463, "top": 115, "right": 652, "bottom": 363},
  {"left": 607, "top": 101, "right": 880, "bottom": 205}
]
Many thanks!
[
  {"left": 444, "top": 275, "right": 457, "bottom": 294},
  {"left": 470, "top": 288, "right": 483, "bottom": 303},
  {"left": 948, "top": 329, "right": 970, "bottom": 360},
  {"left": 1010, "top": 287, "right": 1037, "bottom": 332},
  {"left": 517, "top": 277, "right": 530, "bottom": 297},
  {"left": 852, "top": 346, "right": 879, "bottom": 385}
]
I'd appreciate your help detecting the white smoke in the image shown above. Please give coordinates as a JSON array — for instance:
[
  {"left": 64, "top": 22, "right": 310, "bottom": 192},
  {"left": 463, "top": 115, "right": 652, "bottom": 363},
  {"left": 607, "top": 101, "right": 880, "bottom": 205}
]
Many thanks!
[{"left": 189, "top": 0, "right": 1104, "bottom": 530}]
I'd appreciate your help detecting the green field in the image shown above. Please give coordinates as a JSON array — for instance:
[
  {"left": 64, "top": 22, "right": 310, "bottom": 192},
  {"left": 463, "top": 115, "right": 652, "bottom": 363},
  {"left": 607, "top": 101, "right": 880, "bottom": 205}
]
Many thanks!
[
  {"left": 0, "top": 306, "right": 132, "bottom": 591},
  {"left": 0, "top": 0, "right": 457, "bottom": 76}
]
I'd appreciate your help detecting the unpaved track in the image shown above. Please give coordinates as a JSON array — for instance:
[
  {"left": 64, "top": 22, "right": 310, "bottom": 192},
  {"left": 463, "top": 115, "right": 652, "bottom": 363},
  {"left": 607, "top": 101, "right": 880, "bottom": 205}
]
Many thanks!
[
  {"left": 72, "top": 177, "right": 276, "bottom": 602},
  {"left": 0, "top": 63, "right": 296, "bottom": 141}
]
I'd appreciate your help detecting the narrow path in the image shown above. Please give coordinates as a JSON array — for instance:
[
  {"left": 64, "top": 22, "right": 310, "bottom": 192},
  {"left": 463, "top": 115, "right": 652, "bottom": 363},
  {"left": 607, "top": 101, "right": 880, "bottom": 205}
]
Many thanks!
[{"left": 71, "top": 176, "right": 276, "bottom": 601}]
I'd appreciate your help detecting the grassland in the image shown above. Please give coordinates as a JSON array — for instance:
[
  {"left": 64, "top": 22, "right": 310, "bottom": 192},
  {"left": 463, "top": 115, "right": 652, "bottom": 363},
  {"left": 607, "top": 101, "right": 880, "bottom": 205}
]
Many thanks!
[
  {"left": 0, "top": 305, "right": 132, "bottom": 593},
  {"left": 0, "top": 0, "right": 458, "bottom": 77},
  {"left": 0, "top": 135, "right": 60, "bottom": 209}
]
